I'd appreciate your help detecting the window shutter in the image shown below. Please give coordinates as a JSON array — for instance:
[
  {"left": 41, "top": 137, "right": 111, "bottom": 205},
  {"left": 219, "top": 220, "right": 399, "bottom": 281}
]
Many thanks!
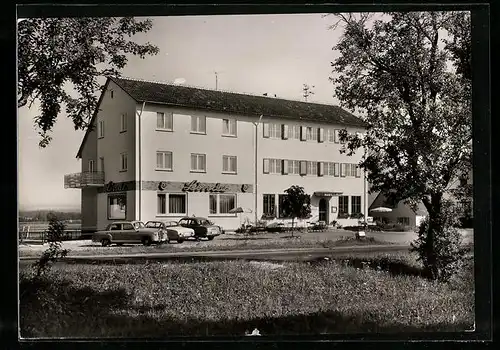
[
  {"left": 263, "top": 123, "right": 270, "bottom": 138},
  {"left": 318, "top": 162, "right": 324, "bottom": 176},
  {"left": 282, "top": 124, "right": 288, "bottom": 140},
  {"left": 318, "top": 128, "right": 324, "bottom": 143},
  {"left": 263, "top": 159, "right": 270, "bottom": 174},
  {"left": 334, "top": 163, "right": 339, "bottom": 177},
  {"left": 340, "top": 163, "right": 346, "bottom": 177},
  {"left": 300, "top": 161, "right": 307, "bottom": 175},
  {"left": 334, "top": 129, "right": 340, "bottom": 143},
  {"left": 300, "top": 126, "right": 307, "bottom": 141},
  {"left": 282, "top": 160, "right": 288, "bottom": 175},
  {"left": 356, "top": 165, "right": 361, "bottom": 178}
]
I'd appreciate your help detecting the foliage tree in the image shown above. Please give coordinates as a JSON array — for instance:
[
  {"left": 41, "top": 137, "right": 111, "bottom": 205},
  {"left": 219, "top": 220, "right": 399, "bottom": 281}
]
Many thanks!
[
  {"left": 18, "top": 17, "right": 159, "bottom": 147},
  {"left": 329, "top": 11, "right": 472, "bottom": 280},
  {"left": 32, "top": 213, "right": 69, "bottom": 278},
  {"left": 281, "top": 186, "right": 312, "bottom": 236}
]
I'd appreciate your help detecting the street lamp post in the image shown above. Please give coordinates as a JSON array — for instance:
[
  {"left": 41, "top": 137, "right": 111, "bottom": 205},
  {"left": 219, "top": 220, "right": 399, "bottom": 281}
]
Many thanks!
[{"left": 252, "top": 115, "right": 263, "bottom": 226}]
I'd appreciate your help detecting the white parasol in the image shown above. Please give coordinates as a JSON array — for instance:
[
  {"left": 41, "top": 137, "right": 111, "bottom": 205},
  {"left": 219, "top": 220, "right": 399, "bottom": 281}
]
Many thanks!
[
  {"left": 229, "top": 207, "right": 253, "bottom": 228},
  {"left": 370, "top": 207, "right": 393, "bottom": 213}
]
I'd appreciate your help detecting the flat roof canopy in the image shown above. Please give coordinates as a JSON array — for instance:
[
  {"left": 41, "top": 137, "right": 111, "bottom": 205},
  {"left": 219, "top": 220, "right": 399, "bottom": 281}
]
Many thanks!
[{"left": 313, "top": 191, "right": 343, "bottom": 197}]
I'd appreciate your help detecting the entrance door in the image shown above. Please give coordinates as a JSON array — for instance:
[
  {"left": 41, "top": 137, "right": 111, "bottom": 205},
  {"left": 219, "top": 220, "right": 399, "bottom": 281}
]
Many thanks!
[{"left": 319, "top": 198, "right": 328, "bottom": 223}]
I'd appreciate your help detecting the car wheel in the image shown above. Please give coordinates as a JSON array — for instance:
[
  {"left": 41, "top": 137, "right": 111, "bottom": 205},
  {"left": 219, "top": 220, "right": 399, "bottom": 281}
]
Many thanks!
[
  {"left": 101, "top": 239, "right": 111, "bottom": 247},
  {"left": 177, "top": 239, "right": 184, "bottom": 244},
  {"left": 142, "top": 237, "right": 152, "bottom": 246},
  {"left": 207, "top": 236, "right": 214, "bottom": 241}
]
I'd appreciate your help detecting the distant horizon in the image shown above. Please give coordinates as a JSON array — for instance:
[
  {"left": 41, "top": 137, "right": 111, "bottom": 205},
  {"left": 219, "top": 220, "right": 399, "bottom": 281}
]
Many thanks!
[{"left": 19, "top": 206, "right": 81, "bottom": 213}]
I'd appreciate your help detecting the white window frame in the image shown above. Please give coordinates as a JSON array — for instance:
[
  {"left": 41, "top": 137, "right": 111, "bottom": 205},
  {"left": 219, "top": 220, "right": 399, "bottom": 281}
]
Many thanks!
[
  {"left": 156, "top": 111, "right": 173, "bottom": 131},
  {"left": 191, "top": 115, "right": 207, "bottom": 134},
  {"left": 120, "top": 153, "right": 128, "bottom": 172},
  {"left": 306, "top": 161, "right": 317, "bottom": 176},
  {"left": 157, "top": 193, "right": 187, "bottom": 215},
  {"left": 222, "top": 118, "right": 237, "bottom": 137},
  {"left": 325, "top": 162, "right": 335, "bottom": 176},
  {"left": 351, "top": 196, "right": 362, "bottom": 214},
  {"left": 287, "top": 160, "right": 300, "bottom": 175},
  {"left": 222, "top": 155, "right": 237, "bottom": 174},
  {"left": 305, "top": 127, "right": 318, "bottom": 141},
  {"left": 120, "top": 113, "right": 127, "bottom": 133},
  {"left": 190, "top": 153, "right": 206, "bottom": 172},
  {"left": 269, "top": 159, "right": 282, "bottom": 174},
  {"left": 269, "top": 123, "right": 282, "bottom": 139},
  {"left": 98, "top": 120, "right": 104, "bottom": 139},
  {"left": 289, "top": 125, "right": 301, "bottom": 140},
  {"left": 209, "top": 193, "right": 237, "bottom": 216},
  {"left": 156, "top": 151, "right": 173, "bottom": 171}
]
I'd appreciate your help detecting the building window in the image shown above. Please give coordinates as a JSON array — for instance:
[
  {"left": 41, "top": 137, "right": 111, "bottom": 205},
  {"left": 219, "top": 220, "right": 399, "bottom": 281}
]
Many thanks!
[
  {"left": 209, "top": 194, "right": 236, "bottom": 214},
  {"left": 269, "top": 159, "right": 282, "bottom": 174},
  {"left": 325, "top": 162, "right": 335, "bottom": 176},
  {"left": 88, "top": 160, "right": 95, "bottom": 172},
  {"left": 156, "top": 151, "right": 173, "bottom": 171},
  {"left": 98, "top": 120, "right": 104, "bottom": 138},
  {"left": 278, "top": 194, "right": 289, "bottom": 218},
  {"left": 338, "top": 196, "right": 349, "bottom": 216},
  {"left": 344, "top": 163, "right": 357, "bottom": 177},
  {"left": 269, "top": 123, "right": 282, "bottom": 138},
  {"left": 289, "top": 125, "right": 301, "bottom": 140},
  {"left": 306, "top": 127, "right": 317, "bottom": 141},
  {"left": 287, "top": 160, "right": 300, "bottom": 175},
  {"left": 222, "top": 118, "right": 237, "bottom": 136},
  {"left": 334, "top": 129, "right": 340, "bottom": 143},
  {"left": 108, "top": 194, "right": 126, "bottom": 220},
  {"left": 351, "top": 196, "right": 362, "bottom": 214},
  {"left": 157, "top": 112, "right": 173, "bottom": 131},
  {"left": 191, "top": 115, "right": 206, "bottom": 134},
  {"left": 191, "top": 153, "right": 206, "bottom": 172},
  {"left": 120, "top": 153, "right": 127, "bottom": 171},
  {"left": 397, "top": 217, "right": 410, "bottom": 226},
  {"left": 110, "top": 90, "right": 114, "bottom": 99},
  {"left": 263, "top": 194, "right": 276, "bottom": 217},
  {"left": 306, "top": 161, "right": 316, "bottom": 176},
  {"left": 120, "top": 113, "right": 127, "bottom": 132},
  {"left": 99, "top": 157, "right": 104, "bottom": 173},
  {"left": 334, "top": 163, "right": 340, "bottom": 177},
  {"left": 157, "top": 193, "right": 187, "bottom": 214},
  {"left": 327, "top": 129, "right": 335, "bottom": 143},
  {"left": 222, "top": 155, "right": 237, "bottom": 174}
]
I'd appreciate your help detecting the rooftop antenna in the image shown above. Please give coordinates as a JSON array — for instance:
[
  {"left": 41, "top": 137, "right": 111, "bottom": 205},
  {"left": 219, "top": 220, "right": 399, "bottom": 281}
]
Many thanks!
[{"left": 302, "top": 83, "right": 315, "bottom": 102}]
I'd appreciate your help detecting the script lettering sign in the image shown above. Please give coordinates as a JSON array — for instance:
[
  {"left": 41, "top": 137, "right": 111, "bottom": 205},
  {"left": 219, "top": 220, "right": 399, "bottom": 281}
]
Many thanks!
[
  {"left": 182, "top": 180, "right": 230, "bottom": 193},
  {"left": 104, "top": 181, "right": 128, "bottom": 193}
]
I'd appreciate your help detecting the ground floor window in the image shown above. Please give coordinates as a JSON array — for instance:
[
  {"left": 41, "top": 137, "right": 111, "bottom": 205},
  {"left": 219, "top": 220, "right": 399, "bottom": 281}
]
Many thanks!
[
  {"left": 278, "top": 194, "right": 289, "bottom": 218},
  {"left": 397, "top": 217, "right": 410, "bottom": 226},
  {"left": 209, "top": 194, "right": 236, "bottom": 214},
  {"left": 338, "top": 196, "right": 349, "bottom": 217},
  {"left": 351, "top": 196, "right": 362, "bottom": 214},
  {"left": 108, "top": 193, "right": 126, "bottom": 219},
  {"left": 263, "top": 194, "right": 276, "bottom": 217},
  {"left": 157, "top": 193, "right": 187, "bottom": 214}
]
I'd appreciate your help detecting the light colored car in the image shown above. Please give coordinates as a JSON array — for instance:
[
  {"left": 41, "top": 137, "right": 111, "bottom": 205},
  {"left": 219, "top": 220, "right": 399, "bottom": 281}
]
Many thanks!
[
  {"left": 145, "top": 220, "right": 195, "bottom": 243},
  {"left": 92, "top": 220, "right": 164, "bottom": 247}
]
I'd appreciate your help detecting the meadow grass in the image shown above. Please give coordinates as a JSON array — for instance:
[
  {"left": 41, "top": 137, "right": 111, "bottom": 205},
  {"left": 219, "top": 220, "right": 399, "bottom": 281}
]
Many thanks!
[{"left": 19, "top": 250, "right": 474, "bottom": 338}]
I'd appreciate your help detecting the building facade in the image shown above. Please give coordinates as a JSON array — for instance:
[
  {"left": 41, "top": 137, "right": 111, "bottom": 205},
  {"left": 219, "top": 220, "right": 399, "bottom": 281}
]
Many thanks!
[{"left": 65, "top": 77, "right": 368, "bottom": 232}]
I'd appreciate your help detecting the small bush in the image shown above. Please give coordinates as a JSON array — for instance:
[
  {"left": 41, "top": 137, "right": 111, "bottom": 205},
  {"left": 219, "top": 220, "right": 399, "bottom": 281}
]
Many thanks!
[
  {"left": 32, "top": 214, "right": 69, "bottom": 278},
  {"left": 411, "top": 202, "right": 464, "bottom": 281}
]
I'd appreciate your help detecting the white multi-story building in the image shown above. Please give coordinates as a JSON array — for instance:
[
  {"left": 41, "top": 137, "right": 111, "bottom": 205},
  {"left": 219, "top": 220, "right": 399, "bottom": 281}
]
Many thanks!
[{"left": 64, "top": 77, "right": 368, "bottom": 233}]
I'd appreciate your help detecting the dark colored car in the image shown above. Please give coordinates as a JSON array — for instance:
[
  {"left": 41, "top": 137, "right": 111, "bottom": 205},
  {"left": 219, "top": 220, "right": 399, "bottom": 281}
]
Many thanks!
[{"left": 178, "top": 217, "right": 222, "bottom": 240}]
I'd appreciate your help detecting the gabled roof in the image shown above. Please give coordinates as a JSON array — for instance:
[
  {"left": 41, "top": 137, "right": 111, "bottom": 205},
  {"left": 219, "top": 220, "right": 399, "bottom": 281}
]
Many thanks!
[{"left": 76, "top": 76, "right": 366, "bottom": 158}]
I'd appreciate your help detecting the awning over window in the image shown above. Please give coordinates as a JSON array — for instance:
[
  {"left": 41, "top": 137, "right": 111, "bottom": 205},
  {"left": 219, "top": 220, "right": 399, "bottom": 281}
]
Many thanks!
[{"left": 314, "top": 191, "right": 343, "bottom": 197}]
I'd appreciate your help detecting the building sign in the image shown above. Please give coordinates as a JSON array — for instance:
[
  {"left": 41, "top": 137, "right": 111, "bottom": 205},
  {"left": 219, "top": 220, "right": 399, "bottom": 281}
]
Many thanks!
[
  {"left": 314, "top": 191, "right": 343, "bottom": 197},
  {"left": 104, "top": 181, "right": 128, "bottom": 193},
  {"left": 156, "top": 181, "right": 252, "bottom": 193},
  {"left": 182, "top": 180, "right": 230, "bottom": 193}
]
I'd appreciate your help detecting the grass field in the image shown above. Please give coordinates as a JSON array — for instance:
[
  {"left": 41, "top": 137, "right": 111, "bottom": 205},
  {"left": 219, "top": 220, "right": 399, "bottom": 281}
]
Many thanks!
[
  {"left": 19, "top": 250, "right": 474, "bottom": 338},
  {"left": 18, "top": 236, "right": 393, "bottom": 257}
]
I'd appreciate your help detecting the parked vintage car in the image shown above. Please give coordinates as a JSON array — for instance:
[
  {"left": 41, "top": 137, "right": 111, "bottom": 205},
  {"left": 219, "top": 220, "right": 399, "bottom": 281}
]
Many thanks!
[
  {"left": 145, "top": 220, "right": 195, "bottom": 243},
  {"left": 177, "top": 217, "right": 222, "bottom": 240},
  {"left": 92, "top": 220, "right": 164, "bottom": 247}
]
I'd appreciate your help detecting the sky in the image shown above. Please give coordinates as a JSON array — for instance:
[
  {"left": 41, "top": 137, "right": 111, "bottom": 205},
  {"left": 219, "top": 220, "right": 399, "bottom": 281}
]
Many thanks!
[{"left": 17, "top": 13, "right": 350, "bottom": 211}]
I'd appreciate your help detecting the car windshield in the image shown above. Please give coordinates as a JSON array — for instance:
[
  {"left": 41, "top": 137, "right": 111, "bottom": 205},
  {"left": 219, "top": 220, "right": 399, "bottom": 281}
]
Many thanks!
[
  {"left": 145, "top": 222, "right": 161, "bottom": 228},
  {"left": 199, "top": 219, "right": 211, "bottom": 226},
  {"left": 178, "top": 219, "right": 189, "bottom": 225},
  {"left": 165, "top": 221, "right": 178, "bottom": 227}
]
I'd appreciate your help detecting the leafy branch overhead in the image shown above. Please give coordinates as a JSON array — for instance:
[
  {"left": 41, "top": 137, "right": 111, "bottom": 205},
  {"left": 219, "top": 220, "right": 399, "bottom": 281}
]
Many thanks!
[
  {"left": 17, "top": 17, "right": 160, "bottom": 147},
  {"left": 330, "top": 11, "right": 472, "bottom": 212}
]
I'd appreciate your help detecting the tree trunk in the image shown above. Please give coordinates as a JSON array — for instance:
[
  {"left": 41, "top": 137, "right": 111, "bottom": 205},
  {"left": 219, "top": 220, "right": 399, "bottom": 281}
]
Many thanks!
[
  {"left": 421, "top": 192, "right": 444, "bottom": 279},
  {"left": 291, "top": 218, "right": 295, "bottom": 237}
]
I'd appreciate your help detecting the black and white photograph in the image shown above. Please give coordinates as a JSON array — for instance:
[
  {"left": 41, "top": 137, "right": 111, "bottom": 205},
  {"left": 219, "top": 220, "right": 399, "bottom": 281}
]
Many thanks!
[{"left": 16, "top": 6, "right": 482, "bottom": 339}]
